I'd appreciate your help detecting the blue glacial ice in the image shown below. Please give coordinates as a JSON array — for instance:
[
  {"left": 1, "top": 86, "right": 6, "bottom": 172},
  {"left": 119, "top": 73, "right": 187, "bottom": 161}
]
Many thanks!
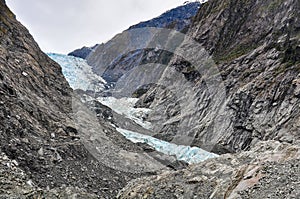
[
  {"left": 47, "top": 53, "right": 106, "bottom": 92},
  {"left": 116, "top": 128, "right": 218, "bottom": 164},
  {"left": 48, "top": 53, "right": 218, "bottom": 164},
  {"left": 97, "top": 97, "right": 153, "bottom": 130},
  {"left": 98, "top": 96, "right": 218, "bottom": 164}
]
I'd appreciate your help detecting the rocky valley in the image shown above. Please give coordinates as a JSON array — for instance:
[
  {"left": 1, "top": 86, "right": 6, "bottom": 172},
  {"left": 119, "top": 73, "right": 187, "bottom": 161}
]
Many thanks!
[{"left": 1, "top": 0, "right": 299, "bottom": 198}]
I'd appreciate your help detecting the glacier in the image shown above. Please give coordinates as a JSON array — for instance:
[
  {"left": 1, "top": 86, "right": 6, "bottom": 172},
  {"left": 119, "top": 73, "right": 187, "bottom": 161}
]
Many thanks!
[
  {"left": 97, "top": 96, "right": 218, "bottom": 164},
  {"left": 47, "top": 53, "right": 106, "bottom": 92},
  {"left": 116, "top": 128, "right": 218, "bottom": 164},
  {"left": 97, "top": 97, "right": 152, "bottom": 130},
  {"left": 47, "top": 53, "right": 218, "bottom": 164}
]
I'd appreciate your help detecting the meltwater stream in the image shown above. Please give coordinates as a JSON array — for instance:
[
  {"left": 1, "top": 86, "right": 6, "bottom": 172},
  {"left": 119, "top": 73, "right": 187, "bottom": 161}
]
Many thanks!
[{"left": 48, "top": 53, "right": 218, "bottom": 164}]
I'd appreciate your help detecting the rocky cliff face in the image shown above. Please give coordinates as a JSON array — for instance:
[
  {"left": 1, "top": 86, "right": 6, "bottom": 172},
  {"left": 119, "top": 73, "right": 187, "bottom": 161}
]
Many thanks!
[
  {"left": 95, "top": 0, "right": 300, "bottom": 154},
  {"left": 163, "top": 0, "right": 300, "bottom": 152},
  {"left": 68, "top": 44, "right": 98, "bottom": 59},
  {"left": 116, "top": 0, "right": 300, "bottom": 197}
]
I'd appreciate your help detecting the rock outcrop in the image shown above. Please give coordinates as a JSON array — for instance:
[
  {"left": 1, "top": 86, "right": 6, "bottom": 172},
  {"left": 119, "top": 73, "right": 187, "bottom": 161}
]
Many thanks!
[
  {"left": 87, "top": 0, "right": 300, "bottom": 154},
  {"left": 154, "top": 0, "right": 300, "bottom": 153},
  {"left": 113, "top": 0, "right": 300, "bottom": 197},
  {"left": 68, "top": 44, "right": 98, "bottom": 59}
]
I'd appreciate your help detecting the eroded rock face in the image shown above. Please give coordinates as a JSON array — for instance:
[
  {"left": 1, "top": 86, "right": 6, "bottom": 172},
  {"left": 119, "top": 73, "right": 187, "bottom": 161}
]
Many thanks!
[
  {"left": 118, "top": 141, "right": 300, "bottom": 199},
  {"left": 0, "top": 0, "right": 166, "bottom": 197},
  {"left": 83, "top": 0, "right": 300, "bottom": 155},
  {"left": 110, "top": 0, "right": 300, "bottom": 153},
  {"left": 113, "top": 0, "right": 300, "bottom": 193},
  {"left": 68, "top": 44, "right": 99, "bottom": 59},
  {"left": 179, "top": 0, "right": 300, "bottom": 152}
]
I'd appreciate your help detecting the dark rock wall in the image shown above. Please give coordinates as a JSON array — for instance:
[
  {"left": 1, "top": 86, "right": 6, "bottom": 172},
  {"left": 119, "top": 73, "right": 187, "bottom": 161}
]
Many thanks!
[
  {"left": 130, "top": 0, "right": 300, "bottom": 153},
  {"left": 187, "top": 0, "right": 300, "bottom": 152},
  {"left": 0, "top": 1, "right": 149, "bottom": 197}
]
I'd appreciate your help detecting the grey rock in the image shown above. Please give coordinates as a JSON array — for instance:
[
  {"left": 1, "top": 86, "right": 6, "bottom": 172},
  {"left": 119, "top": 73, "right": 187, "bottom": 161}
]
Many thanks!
[
  {"left": 88, "top": 0, "right": 300, "bottom": 154},
  {"left": 117, "top": 141, "right": 300, "bottom": 199},
  {"left": 0, "top": 1, "right": 170, "bottom": 198}
]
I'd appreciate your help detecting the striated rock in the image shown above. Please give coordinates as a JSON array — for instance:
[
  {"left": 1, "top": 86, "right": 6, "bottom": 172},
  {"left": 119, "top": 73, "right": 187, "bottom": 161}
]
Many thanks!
[
  {"left": 95, "top": 0, "right": 300, "bottom": 153},
  {"left": 174, "top": 0, "right": 300, "bottom": 152}
]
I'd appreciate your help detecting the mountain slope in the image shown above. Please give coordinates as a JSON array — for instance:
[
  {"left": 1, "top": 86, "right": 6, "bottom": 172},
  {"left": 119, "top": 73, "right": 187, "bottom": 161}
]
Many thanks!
[
  {"left": 178, "top": 0, "right": 300, "bottom": 152},
  {"left": 128, "top": 2, "right": 200, "bottom": 31},
  {"left": 69, "top": 2, "right": 200, "bottom": 60},
  {"left": 86, "top": 2, "right": 201, "bottom": 85},
  {"left": 118, "top": 141, "right": 299, "bottom": 198},
  {"left": 116, "top": 0, "right": 300, "bottom": 197},
  {"left": 106, "top": 0, "right": 300, "bottom": 153},
  {"left": 68, "top": 44, "right": 98, "bottom": 59},
  {"left": 2, "top": 0, "right": 299, "bottom": 197},
  {"left": 68, "top": 2, "right": 201, "bottom": 86},
  {"left": 0, "top": 0, "right": 169, "bottom": 197},
  {"left": 77, "top": 0, "right": 300, "bottom": 154}
]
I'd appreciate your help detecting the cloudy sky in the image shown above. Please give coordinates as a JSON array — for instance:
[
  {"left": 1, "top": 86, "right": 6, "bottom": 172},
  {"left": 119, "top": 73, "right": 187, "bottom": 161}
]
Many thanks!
[{"left": 6, "top": 0, "right": 189, "bottom": 54}]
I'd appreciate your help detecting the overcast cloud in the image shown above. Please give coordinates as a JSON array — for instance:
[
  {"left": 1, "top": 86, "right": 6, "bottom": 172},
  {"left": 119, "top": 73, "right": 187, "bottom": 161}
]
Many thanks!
[{"left": 6, "top": 0, "right": 189, "bottom": 54}]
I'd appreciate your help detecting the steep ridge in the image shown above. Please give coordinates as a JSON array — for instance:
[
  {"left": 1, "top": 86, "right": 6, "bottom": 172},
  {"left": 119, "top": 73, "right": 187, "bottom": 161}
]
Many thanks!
[
  {"left": 93, "top": 0, "right": 300, "bottom": 154},
  {"left": 128, "top": 2, "right": 200, "bottom": 31},
  {"left": 68, "top": 44, "right": 98, "bottom": 59},
  {"left": 69, "top": 2, "right": 200, "bottom": 61},
  {"left": 0, "top": 0, "right": 173, "bottom": 197},
  {"left": 85, "top": 2, "right": 201, "bottom": 85},
  {"left": 161, "top": 0, "right": 300, "bottom": 152},
  {"left": 117, "top": 0, "right": 300, "bottom": 197}
]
